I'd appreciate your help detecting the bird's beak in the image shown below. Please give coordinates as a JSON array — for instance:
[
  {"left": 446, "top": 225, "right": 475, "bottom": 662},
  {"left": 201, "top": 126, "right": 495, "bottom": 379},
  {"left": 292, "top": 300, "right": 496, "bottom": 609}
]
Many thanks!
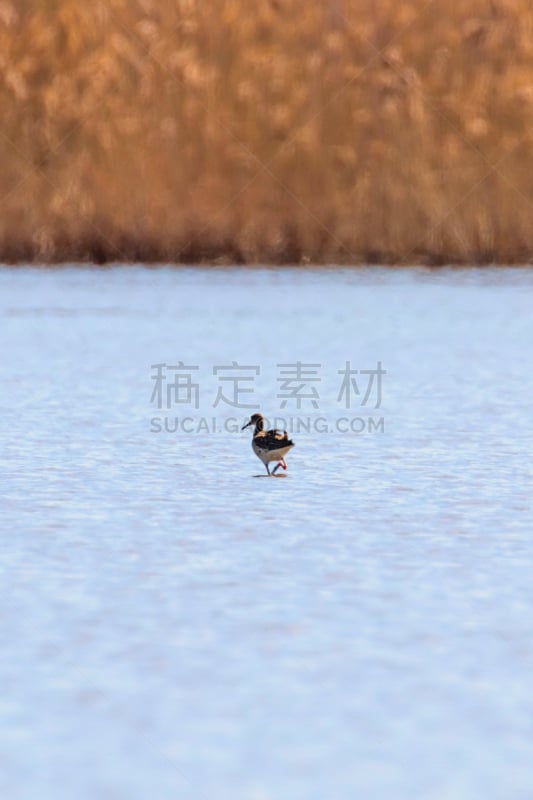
[{"left": 241, "top": 420, "right": 252, "bottom": 430}]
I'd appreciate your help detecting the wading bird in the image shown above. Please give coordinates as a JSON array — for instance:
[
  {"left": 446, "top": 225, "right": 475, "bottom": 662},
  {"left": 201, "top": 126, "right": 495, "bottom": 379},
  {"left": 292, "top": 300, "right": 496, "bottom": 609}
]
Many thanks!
[{"left": 241, "top": 413, "right": 295, "bottom": 476}]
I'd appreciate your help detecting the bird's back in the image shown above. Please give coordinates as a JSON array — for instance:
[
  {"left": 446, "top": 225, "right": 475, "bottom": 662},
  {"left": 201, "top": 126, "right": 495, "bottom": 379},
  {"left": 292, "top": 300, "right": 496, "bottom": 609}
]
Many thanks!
[{"left": 254, "top": 429, "right": 294, "bottom": 450}]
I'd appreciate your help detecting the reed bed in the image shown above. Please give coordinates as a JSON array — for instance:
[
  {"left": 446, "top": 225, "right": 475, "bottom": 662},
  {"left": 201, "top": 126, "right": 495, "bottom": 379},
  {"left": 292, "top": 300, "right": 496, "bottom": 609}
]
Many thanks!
[{"left": 0, "top": 0, "right": 532, "bottom": 264}]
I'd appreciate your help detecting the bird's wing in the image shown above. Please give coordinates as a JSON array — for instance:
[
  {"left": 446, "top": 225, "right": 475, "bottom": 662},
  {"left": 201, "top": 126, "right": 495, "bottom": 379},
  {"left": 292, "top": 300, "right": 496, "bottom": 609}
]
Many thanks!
[{"left": 257, "top": 429, "right": 293, "bottom": 450}]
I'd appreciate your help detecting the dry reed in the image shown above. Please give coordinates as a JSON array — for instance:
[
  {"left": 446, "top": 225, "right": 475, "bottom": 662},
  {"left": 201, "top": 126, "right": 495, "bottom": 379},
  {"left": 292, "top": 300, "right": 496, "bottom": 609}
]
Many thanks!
[{"left": 0, "top": 0, "right": 532, "bottom": 264}]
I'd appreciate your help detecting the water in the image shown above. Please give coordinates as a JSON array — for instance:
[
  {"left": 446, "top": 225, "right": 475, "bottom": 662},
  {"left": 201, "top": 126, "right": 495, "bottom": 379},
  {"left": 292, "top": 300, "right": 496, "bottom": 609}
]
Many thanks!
[{"left": 1, "top": 265, "right": 532, "bottom": 800}]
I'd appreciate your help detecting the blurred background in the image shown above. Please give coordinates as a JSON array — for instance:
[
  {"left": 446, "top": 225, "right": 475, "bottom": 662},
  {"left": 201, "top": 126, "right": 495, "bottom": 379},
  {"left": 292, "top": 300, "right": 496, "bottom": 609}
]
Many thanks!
[{"left": 1, "top": 0, "right": 532, "bottom": 264}]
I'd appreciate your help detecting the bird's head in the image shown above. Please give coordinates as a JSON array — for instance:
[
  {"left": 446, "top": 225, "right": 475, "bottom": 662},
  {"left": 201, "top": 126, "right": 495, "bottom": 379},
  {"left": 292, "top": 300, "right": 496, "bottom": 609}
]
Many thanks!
[{"left": 241, "top": 412, "right": 263, "bottom": 431}]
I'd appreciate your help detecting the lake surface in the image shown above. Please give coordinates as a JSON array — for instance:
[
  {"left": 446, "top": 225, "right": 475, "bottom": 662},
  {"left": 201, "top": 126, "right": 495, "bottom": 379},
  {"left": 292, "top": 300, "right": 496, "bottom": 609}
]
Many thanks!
[{"left": 1, "top": 265, "right": 532, "bottom": 800}]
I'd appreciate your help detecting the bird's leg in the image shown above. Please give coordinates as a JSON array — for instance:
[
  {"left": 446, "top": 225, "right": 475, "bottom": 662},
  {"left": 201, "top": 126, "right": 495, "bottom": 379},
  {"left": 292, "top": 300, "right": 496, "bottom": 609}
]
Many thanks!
[
  {"left": 271, "top": 462, "right": 280, "bottom": 475},
  {"left": 265, "top": 462, "right": 271, "bottom": 476}
]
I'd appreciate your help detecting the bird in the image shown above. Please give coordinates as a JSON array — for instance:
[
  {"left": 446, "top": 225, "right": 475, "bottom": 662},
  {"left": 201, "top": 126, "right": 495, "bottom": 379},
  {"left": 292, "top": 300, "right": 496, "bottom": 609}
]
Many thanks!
[{"left": 241, "top": 413, "right": 295, "bottom": 476}]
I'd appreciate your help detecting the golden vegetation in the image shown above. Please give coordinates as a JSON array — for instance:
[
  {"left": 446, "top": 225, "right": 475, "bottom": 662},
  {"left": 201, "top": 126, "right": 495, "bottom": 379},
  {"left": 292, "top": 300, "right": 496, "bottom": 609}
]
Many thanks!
[{"left": 1, "top": 0, "right": 532, "bottom": 264}]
